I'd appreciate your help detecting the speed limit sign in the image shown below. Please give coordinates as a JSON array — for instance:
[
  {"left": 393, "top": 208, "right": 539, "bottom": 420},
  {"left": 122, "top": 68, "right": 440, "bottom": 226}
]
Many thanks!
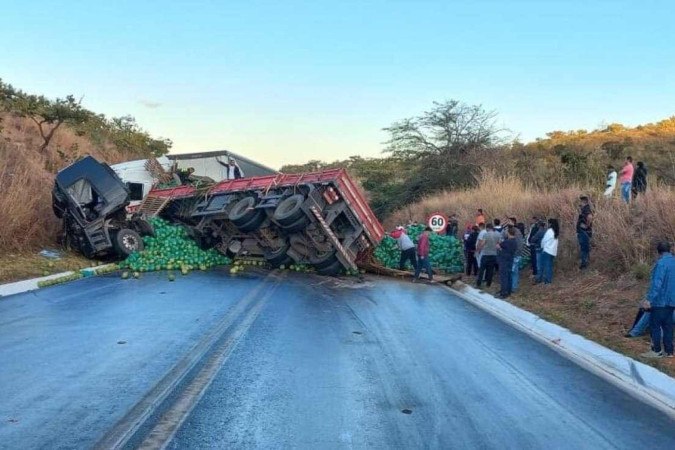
[{"left": 427, "top": 212, "right": 448, "bottom": 233}]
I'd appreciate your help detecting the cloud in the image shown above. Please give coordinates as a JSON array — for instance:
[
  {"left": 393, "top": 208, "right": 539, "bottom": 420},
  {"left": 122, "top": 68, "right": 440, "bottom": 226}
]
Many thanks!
[{"left": 139, "top": 99, "right": 162, "bottom": 109}]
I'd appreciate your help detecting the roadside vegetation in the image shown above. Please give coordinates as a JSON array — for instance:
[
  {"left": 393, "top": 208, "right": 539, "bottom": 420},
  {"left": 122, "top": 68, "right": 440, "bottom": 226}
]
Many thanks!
[{"left": 0, "top": 79, "right": 171, "bottom": 253}]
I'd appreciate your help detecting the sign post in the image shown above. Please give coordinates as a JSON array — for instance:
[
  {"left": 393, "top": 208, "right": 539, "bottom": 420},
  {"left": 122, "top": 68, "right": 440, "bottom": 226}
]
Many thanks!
[{"left": 427, "top": 212, "right": 448, "bottom": 234}]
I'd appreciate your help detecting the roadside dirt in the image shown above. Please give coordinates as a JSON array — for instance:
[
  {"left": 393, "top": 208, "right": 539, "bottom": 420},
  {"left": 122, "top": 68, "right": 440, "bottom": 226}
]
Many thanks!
[
  {"left": 462, "top": 268, "right": 675, "bottom": 377},
  {"left": 0, "top": 252, "right": 96, "bottom": 284}
]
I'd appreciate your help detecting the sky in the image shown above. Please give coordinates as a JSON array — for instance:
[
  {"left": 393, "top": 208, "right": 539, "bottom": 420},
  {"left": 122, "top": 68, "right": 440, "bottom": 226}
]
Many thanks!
[{"left": 1, "top": 0, "right": 674, "bottom": 169}]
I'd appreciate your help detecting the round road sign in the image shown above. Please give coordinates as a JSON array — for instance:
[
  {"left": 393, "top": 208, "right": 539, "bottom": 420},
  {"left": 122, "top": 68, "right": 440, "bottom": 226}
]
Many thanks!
[{"left": 427, "top": 212, "right": 448, "bottom": 233}]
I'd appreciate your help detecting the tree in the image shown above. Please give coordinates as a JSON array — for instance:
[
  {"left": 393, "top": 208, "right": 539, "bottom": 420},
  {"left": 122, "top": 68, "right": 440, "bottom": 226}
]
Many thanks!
[
  {"left": 11, "top": 93, "right": 88, "bottom": 152},
  {"left": 383, "top": 100, "right": 505, "bottom": 160},
  {"left": 382, "top": 100, "right": 507, "bottom": 198}
]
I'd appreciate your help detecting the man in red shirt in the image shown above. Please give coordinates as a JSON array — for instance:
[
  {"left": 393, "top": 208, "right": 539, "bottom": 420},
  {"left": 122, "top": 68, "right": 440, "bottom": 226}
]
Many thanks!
[
  {"left": 414, "top": 226, "right": 434, "bottom": 282},
  {"left": 619, "top": 156, "right": 634, "bottom": 203}
]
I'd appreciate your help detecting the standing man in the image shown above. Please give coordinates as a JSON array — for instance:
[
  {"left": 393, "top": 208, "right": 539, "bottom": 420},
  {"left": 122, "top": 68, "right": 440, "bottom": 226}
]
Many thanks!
[
  {"left": 414, "top": 226, "right": 433, "bottom": 282},
  {"left": 446, "top": 214, "right": 459, "bottom": 239},
  {"left": 619, "top": 156, "right": 634, "bottom": 203},
  {"left": 464, "top": 225, "right": 479, "bottom": 277},
  {"left": 390, "top": 226, "right": 417, "bottom": 273},
  {"left": 496, "top": 227, "right": 518, "bottom": 298},
  {"left": 217, "top": 156, "right": 244, "bottom": 180},
  {"left": 529, "top": 219, "right": 547, "bottom": 278},
  {"left": 526, "top": 217, "right": 541, "bottom": 276},
  {"left": 604, "top": 165, "right": 617, "bottom": 198},
  {"left": 576, "top": 195, "right": 593, "bottom": 270},
  {"left": 640, "top": 242, "right": 675, "bottom": 358},
  {"left": 632, "top": 161, "right": 648, "bottom": 199},
  {"left": 476, "top": 223, "right": 499, "bottom": 289},
  {"left": 475, "top": 222, "right": 487, "bottom": 281}
]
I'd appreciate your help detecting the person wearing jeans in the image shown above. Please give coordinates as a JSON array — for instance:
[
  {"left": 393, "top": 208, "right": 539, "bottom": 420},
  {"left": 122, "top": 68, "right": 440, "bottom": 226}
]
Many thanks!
[
  {"left": 476, "top": 223, "right": 499, "bottom": 288},
  {"left": 641, "top": 242, "right": 675, "bottom": 358},
  {"left": 535, "top": 219, "right": 559, "bottom": 284},
  {"left": 390, "top": 227, "right": 417, "bottom": 272},
  {"left": 619, "top": 156, "right": 634, "bottom": 204},
  {"left": 414, "top": 226, "right": 433, "bottom": 281}
]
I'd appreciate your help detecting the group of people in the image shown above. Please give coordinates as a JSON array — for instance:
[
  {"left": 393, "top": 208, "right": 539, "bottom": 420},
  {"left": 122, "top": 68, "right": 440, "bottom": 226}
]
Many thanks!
[
  {"left": 604, "top": 156, "right": 648, "bottom": 203},
  {"left": 463, "top": 214, "right": 560, "bottom": 298},
  {"left": 390, "top": 226, "right": 434, "bottom": 282}
]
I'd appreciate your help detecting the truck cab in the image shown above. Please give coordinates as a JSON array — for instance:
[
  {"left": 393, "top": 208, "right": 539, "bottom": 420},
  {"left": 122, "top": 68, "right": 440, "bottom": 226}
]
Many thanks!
[{"left": 52, "top": 156, "right": 154, "bottom": 259}]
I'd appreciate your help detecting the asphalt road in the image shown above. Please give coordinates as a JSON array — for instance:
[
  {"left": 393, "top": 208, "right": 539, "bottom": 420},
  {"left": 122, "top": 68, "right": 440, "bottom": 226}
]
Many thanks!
[{"left": 0, "top": 269, "right": 674, "bottom": 449}]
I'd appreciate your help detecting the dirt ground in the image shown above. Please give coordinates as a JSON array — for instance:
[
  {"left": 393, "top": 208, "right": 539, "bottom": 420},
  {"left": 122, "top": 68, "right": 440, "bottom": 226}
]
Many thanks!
[
  {"left": 0, "top": 251, "right": 97, "bottom": 284},
  {"left": 461, "top": 267, "right": 675, "bottom": 377}
]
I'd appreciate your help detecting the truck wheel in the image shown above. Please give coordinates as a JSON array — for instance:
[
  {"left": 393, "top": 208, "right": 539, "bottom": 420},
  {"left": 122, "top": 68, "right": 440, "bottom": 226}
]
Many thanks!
[
  {"left": 114, "top": 229, "right": 144, "bottom": 257},
  {"left": 229, "top": 197, "right": 261, "bottom": 226},
  {"left": 316, "top": 259, "right": 343, "bottom": 276},
  {"left": 265, "top": 242, "right": 293, "bottom": 267},
  {"left": 289, "top": 234, "right": 311, "bottom": 258},
  {"left": 279, "top": 214, "right": 309, "bottom": 233},
  {"left": 273, "top": 194, "right": 306, "bottom": 226},
  {"left": 309, "top": 250, "right": 338, "bottom": 270},
  {"left": 235, "top": 210, "right": 266, "bottom": 233}
]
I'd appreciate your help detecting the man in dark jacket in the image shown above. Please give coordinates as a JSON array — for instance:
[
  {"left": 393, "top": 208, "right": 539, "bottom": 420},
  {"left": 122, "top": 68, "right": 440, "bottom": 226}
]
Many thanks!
[
  {"left": 632, "top": 161, "right": 648, "bottom": 199},
  {"left": 464, "top": 225, "right": 479, "bottom": 276},
  {"left": 577, "top": 195, "right": 593, "bottom": 270},
  {"left": 497, "top": 227, "right": 518, "bottom": 298},
  {"left": 526, "top": 217, "right": 541, "bottom": 276},
  {"left": 529, "top": 219, "right": 547, "bottom": 278}
]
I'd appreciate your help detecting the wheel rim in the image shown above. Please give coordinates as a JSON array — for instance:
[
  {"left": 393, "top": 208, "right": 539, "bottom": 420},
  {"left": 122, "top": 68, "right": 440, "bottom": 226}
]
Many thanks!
[{"left": 122, "top": 234, "right": 139, "bottom": 251}]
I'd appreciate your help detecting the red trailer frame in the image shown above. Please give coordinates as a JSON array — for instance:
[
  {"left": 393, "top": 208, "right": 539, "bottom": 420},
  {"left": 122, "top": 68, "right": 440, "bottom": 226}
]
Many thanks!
[{"left": 148, "top": 169, "right": 385, "bottom": 245}]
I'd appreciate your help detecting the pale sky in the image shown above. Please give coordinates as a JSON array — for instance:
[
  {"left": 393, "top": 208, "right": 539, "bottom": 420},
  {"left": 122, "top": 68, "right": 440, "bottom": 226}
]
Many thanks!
[{"left": 2, "top": 1, "right": 674, "bottom": 169}]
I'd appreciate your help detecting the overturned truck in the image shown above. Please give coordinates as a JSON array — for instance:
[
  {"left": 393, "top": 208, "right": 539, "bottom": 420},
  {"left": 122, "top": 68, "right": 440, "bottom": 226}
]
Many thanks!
[
  {"left": 53, "top": 157, "right": 385, "bottom": 275},
  {"left": 145, "top": 170, "right": 385, "bottom": 275}
]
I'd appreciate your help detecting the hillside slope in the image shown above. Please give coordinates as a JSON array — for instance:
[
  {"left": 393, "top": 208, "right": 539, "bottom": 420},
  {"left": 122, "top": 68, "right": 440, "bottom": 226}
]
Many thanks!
[{"left": 0, "top": 83, "right": 171, "bottom": 252}]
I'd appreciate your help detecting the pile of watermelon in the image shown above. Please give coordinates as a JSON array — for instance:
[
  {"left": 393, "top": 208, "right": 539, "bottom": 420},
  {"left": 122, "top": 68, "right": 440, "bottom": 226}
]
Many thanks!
[
  {"left": 374, "top": 224, "right": 464, "bottom": 273},
  {"left": 119, "top": 217, "right": 231, "bottom": 273}
]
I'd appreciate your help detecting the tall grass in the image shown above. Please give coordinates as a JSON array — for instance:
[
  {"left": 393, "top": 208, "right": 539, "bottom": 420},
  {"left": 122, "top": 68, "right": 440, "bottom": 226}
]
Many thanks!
[
  {"left": 387, "top": 170, "right": 675, "bottom": 273},
  {"left": 0, "top": 113, "right": 155, "bottom": 252}
]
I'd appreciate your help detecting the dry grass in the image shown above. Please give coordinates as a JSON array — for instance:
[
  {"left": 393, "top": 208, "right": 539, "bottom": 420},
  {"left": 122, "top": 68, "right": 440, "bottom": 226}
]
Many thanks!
[
  {"left": 388, "top": 170, "right": 675, "bottom": 274},
  {"left": 0, "top": 113, "right": 147, "bottom": 252},
  {"left": 388, "top": 172, "right": 675, "bottom": 375},
  {"left": 0, "top": 252, "right": 94, "bottom": 284}
]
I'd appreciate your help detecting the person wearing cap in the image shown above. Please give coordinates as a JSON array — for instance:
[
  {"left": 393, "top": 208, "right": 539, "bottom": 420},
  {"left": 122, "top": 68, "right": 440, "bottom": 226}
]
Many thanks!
[
  {"left": 390, "top": 226, "right": 417, "bottom": 272},
  {"left": 576, "top": 195, "right": 593, "bottom": 270},
  {"left": 640, "top": 242, "right": 675, "bottom": 358}
]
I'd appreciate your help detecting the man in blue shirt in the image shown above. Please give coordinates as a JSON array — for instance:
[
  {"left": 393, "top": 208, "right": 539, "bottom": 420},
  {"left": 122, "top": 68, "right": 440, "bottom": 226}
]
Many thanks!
[{"left": 641, "top": 242, "right": 675, "bottom": 358}]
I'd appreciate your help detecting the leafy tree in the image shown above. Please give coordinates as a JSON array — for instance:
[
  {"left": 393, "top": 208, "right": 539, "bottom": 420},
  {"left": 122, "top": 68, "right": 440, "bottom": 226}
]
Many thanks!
[{"left": 9, "top": 93, "right": 88, "bottom": 153}]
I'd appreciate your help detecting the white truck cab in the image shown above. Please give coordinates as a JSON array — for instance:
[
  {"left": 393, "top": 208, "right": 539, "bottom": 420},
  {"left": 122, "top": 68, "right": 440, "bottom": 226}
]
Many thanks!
[{"left": 111, "top": 157, "right": 173, "bottom": 210}]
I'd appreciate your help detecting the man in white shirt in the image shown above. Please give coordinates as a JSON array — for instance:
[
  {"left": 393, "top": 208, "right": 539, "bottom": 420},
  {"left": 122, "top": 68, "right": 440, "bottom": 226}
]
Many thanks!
[{"left": 604, "top": 165, "right": 617, "bottom": 198}]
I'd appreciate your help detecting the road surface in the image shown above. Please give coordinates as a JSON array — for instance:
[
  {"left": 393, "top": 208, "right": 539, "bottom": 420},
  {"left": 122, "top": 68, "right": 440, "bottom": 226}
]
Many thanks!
[{"left": 0, "top": 269, "right": 673, "bottom": 449}]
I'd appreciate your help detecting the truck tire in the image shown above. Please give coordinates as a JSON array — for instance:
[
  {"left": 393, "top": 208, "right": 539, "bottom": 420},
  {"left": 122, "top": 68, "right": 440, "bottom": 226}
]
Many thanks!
[
  {"left": 264, "top": 242, "right": 293, "bottom": 268},
  {"left": 114, "top": 229, "right": 144, "bottom": 257},
  {"left": 229, "top": 197, "right": 261, "bottom": 226},
  {"left": 316, "top": 259, "right": 343, "bottom": 276},
  {"left": 234, "top": 210, "right": 266, "bottom": 233},
  {"left": 279, "top": 214, "right": 309, "bottom": 233},
  {"left": 273, "top": 194, "right": 306, "bottom": 226},
  {"left": 309, "top": 250, "right": 338, "bottom": 270},
  {"left": 289, "top": 234, "right": 311, "bottom": 258}
]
